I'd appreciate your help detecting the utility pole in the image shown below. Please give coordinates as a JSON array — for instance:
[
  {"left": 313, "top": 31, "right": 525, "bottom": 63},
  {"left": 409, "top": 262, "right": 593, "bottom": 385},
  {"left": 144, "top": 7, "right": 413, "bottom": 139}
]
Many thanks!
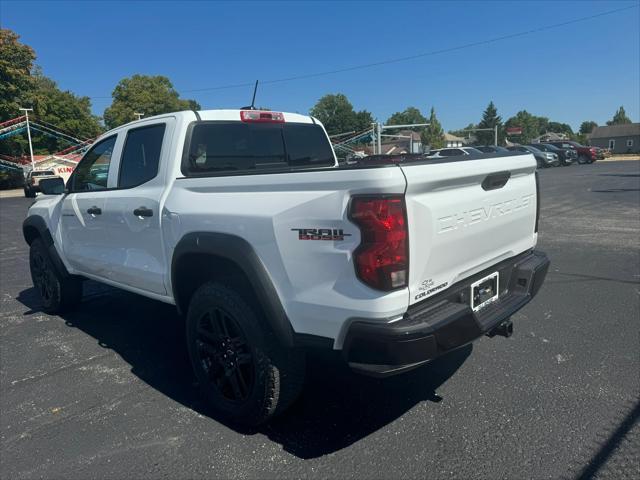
[
  {"left": 19, "top": 108, "right": 35, "bottom": 170},
  {"left": 494, "top": 125, "right": 498, "bottom": 146},
  {"left": 134, "top": 112, "right": 144, "bottom": 121}
]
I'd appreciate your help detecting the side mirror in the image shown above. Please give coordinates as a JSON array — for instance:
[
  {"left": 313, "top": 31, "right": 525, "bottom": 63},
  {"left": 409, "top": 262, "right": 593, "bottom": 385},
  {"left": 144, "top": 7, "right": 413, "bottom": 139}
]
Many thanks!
[{"left": 39, "top": 177, "right": 65, "bottom": 195}]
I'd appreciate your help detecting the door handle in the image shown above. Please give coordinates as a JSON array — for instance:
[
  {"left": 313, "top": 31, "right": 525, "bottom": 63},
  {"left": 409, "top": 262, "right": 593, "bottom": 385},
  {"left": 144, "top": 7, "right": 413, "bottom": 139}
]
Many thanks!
[
  {"left": 133, "top": 207, "right": 153, "bottom": 217},
  {"left": 87, "top": 206, "right": 102, "bottom": 215}
]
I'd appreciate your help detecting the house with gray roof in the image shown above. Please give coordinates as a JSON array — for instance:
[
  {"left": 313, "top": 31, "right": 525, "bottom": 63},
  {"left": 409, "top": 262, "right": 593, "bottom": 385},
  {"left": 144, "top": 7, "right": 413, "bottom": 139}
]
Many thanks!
[{"left": 588, "top": 123, "right": 640, "bottom": 154}]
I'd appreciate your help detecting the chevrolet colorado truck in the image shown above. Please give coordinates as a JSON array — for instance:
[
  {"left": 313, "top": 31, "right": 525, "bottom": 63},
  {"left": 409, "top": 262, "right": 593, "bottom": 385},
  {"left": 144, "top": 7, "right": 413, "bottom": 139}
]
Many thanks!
[{"left": 23, "top": 109, "right": 549, "bottom": 425}]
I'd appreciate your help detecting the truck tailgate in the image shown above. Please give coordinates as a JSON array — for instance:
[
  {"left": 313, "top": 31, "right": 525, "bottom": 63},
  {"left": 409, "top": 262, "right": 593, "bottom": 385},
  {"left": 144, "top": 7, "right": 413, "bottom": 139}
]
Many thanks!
[{"left": 400, "top": 154, "right": 538, "bottom": 305}]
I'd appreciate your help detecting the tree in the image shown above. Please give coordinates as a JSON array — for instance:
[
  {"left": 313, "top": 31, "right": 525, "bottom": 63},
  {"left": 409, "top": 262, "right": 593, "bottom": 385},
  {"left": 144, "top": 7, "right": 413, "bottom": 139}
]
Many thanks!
[
  {"left": 547, "top": 121, "right": 573, "bottom": 137},
  {"left": 104, "top": 75, "right": 201, "bottom": 129},
  {"left": 607, "top": 106, "right": 632, "bottom": 125},
  {"left": 386, "top": 107, "right": 428, "bottom": 130},
  {"left": 25, "top": 70, "right": 103, "bottom": 153},
  {"left": 423, "top": 107, "right": 444, "bottom": 149},
  {"left": 449, "top": 123, "right": 476, "bottom": 139},
  {"left": 0, "top": 29, "right": 36, "bottom": 121},
  {"left": 354, "top": 109, "right": 375, "bottom": 132},
  {"left": 309, "top": 93, "right": 373, "bottom": 136},
  {"left": 476, "top": 101, "right": 503, "bottom": 145},
  {"left": 504, "top": 110, "right": 549, "bottom": 144},
  {"left": 0, "top": 29, "right": 102, "bottom": 157},
  {"left": 579, "top": 121, "right": 598, "bottom": 135}
]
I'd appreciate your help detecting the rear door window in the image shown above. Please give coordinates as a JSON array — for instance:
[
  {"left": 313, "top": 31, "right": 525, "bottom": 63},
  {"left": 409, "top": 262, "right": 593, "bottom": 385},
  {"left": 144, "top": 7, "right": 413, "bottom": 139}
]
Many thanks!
[
  {"left": 118, "top": 124, "right": 166, "bottom": 188},
  {"left": 184, "top": 122, "right": 334, "bottom": 175}
]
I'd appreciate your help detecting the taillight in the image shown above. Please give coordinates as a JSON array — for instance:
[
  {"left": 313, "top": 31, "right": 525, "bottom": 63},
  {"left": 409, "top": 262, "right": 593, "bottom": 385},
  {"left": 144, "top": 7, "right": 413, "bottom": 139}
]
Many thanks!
[
  {"left": 349, "top": 195, "right": 408, "bottom": 291},
  {"left": 240, "top": 110, "right": 285, "bottom": 123},
  {"left": 534, "top": 171, "right": 540, "bottom": 233}
]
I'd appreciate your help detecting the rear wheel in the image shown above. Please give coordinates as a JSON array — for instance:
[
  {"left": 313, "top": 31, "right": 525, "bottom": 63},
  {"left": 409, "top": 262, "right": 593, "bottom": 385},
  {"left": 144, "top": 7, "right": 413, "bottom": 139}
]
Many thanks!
[
  {"left": 29, "top": 238, "right": 82, "bottom": 313},
  {"left": 186, "top": 282, "right": 305, "bottom": 426},
  {"left": 24, "top": 187, "right": 35, "bottom": 198},
  {"left": 578, "top": 154, "right": 589, "bottom": 164}
]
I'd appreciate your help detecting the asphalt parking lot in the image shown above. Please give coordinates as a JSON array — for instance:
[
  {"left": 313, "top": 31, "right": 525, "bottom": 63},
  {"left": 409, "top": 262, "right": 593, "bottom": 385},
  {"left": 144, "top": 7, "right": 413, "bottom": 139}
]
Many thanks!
[{"left": 1, "top": 160, "right": 639, "bottom": 479}]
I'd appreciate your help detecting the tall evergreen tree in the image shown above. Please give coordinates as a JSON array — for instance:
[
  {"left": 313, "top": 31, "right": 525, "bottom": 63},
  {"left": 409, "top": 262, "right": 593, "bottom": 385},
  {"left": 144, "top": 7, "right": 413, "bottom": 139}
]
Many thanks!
[
  {"left": 423, "top": 107, "right": 444, "bottom": 149},
  {"left": 607, "top": 106, "right": 632, "bottom": 125},
  {"left": 477, "top": 101, "right": 503, "bottom": 145}
]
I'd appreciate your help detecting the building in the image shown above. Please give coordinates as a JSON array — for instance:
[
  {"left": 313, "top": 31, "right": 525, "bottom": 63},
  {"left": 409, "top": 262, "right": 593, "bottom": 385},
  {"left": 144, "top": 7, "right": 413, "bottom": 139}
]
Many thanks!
[
  {"left": 363, "top": 130, "right": 423, "bottom": 155},
  {"left": 588, "top": 123, "right": 640, "bottom": 154},
  {"left": 444, "top": 133, "right": 465, "bottom": 148}
]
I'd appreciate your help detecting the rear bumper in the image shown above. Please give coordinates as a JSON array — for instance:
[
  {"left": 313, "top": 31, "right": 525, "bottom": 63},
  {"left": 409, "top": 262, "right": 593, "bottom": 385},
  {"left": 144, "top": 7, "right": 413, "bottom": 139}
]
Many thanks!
[{"left": 343, "top": 250, "right": 550, "bottom": 377}]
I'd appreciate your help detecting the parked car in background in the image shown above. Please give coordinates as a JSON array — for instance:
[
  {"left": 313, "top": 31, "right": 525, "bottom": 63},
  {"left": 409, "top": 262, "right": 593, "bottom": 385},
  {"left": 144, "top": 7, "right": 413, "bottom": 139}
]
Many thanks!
[
  {"left": 527, "top": 143, "right": 575, "bottom": 166},
  {"left": 23, "top": 169, "right": 59, "bottom": 198},
  {"left": 546, "top": 141, "right": 597, "bottom": 164},
  {"left": 475, "top": 145, "right": 510, "bottom": 154},
  {"left": 507, "top": 145, "right": 559, "bottom": 168},
  {"left": 427, "top": 146, "right": 484, "bottom": 158},
  {"left": 593, "top": 146, "right": 608, "bottom": 160}
]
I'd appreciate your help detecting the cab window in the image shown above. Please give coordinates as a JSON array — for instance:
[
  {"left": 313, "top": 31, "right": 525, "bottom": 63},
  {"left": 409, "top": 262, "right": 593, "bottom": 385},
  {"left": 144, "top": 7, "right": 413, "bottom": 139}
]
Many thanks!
[
  {"left": 70, "top": 136, "right": 116, "bottom": 192},
  {"left": 118, "top": 124, "right": 166, "bottom": 188}
]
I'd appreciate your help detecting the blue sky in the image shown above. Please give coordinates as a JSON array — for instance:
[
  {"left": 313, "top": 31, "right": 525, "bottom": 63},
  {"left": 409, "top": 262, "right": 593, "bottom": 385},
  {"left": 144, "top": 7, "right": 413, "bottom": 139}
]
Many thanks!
[{"left": 2, "top": 0, "right": 639, "bottom": 131}]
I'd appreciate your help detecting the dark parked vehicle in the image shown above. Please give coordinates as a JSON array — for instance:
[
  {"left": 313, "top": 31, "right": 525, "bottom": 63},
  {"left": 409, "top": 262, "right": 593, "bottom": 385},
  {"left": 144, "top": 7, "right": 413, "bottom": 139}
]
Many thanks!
[
  {"left": 528, "top": 143, "right": 575, "bottom": 166},
  {"left": 546, "top": 141, "right": 597, "bottom": 164},
  {"left": 475, "top": 145, "right": 511, "bottom": 154},
  {"left": 507, "top": 145, "right": 560, "bottom": 168}
]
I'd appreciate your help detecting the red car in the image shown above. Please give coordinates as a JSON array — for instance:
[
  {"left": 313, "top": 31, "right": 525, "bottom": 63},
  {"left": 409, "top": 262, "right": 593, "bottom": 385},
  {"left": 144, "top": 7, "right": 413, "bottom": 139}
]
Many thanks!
[{"left": 546, "top": 141, "right": 598, "bottom": 164}]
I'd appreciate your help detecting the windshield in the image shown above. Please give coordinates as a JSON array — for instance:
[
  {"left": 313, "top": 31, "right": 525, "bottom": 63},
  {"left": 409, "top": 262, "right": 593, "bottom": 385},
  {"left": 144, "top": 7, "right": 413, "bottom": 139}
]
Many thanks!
[{"left": 526, "top": 146, "right": 542, "bottom": 153}]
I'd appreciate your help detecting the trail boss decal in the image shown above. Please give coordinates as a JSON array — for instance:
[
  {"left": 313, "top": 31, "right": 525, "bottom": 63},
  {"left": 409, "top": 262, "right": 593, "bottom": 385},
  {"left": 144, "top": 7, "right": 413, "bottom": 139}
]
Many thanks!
[{"left": 291, "top": 228, "right": 352, "bottom": 241}]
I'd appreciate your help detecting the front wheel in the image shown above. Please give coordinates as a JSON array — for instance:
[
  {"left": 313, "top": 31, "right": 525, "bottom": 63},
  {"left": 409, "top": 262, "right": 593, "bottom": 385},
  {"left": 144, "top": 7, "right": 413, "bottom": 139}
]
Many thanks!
[
  {"left": 186, "top": 282, "right": 305, "bottom": 426},
  {"left": 24, "top": 187, "right": 35, "bottom": 198},
  {"left": 29, "top": 238, "right": 82, "bottom": 313}
]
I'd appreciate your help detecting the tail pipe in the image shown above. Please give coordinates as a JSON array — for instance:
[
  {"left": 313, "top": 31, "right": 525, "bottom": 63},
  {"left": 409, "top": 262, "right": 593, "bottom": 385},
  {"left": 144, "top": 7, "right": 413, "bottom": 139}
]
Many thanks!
[{"left": 488, "top": 319, "right": 513, "bottom": 338}]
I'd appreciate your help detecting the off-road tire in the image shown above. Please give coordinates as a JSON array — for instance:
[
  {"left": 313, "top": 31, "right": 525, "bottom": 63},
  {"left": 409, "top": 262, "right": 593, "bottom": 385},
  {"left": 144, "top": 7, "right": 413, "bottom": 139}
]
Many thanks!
[
  {"left": 186, "top": 282, "right": 305, "bottom": 426},
  {"left": 29, "top": 238, "right": 82, "bottom": 313}
]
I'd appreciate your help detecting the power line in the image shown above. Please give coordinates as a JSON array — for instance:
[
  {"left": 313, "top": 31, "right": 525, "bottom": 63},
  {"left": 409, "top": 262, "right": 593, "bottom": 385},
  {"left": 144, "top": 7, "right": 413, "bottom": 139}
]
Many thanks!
[{"left": 85, "top": 4, "right": 637, "bottom": 100}]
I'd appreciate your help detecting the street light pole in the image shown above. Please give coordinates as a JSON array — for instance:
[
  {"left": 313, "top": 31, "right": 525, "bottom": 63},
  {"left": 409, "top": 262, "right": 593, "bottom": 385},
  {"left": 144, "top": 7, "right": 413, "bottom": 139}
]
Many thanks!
[
  {"left": 494, "top": 125, "right": 498, "bottom": 146},
  {"left": 19, "top": 108, "right": 35, "bottom": 170}
]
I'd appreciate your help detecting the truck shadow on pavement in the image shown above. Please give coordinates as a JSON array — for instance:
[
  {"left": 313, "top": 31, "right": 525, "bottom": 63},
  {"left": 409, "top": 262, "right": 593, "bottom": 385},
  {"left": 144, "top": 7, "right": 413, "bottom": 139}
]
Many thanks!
[{"left": 17, "top": 282, "right": 471, "bottom": 460}]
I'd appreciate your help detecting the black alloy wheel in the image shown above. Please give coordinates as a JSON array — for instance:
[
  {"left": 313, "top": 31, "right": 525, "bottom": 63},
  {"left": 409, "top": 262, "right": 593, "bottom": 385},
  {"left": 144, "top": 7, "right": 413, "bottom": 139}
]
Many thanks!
[
  {"left": 195, "top": 306, "right": 255, "bottom": 402},
  {"left": 30, "top": 245, "right": 56, "bottom": 305}
]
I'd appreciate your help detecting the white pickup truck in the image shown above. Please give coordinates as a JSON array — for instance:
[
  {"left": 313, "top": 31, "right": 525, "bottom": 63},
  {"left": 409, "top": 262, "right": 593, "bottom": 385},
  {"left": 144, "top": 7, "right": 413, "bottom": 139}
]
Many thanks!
[{"left": 24, "top": 109, "right": 549, "bottom": 425}]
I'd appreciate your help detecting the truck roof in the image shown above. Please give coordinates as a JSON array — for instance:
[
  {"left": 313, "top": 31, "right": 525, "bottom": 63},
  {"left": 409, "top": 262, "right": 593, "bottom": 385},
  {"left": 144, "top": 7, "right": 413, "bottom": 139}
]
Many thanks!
[{"left": 103, "top": 109, "right": 317, "bottom": 136}]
